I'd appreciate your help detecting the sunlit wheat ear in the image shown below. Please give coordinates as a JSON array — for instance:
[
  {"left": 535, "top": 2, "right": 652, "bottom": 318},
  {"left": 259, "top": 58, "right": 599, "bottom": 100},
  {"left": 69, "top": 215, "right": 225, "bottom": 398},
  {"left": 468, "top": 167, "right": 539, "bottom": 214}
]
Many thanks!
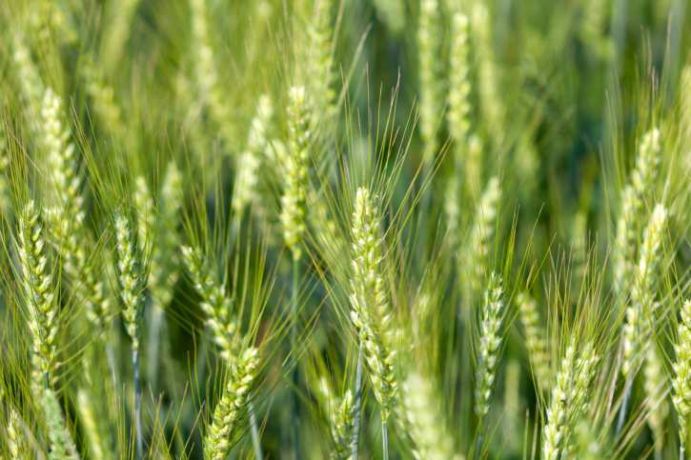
[
  {"left": 621, "top": 204, "right": 667, "bottom": 378},
  {"left": 463, "top": 176, "right": 501, "bottom": 305},
  {"left": 39, "top": 88, "right": 110, "bottom": 334},
  {"left": 133, "top": 176, "right": 154, "bottom": 260},
  {"left": 114, "top": 213, "right": 145, "bottom": 459},
  {"left": 7, "top": 408, "right": 26, "bottom": 458},
  {"left": 80, "top": 59, "right": 124, "bottom": 138},
  {"left": 447, "top": 13, "right": 471, "bottom": 165},
  {"left": 149, "top": 162, "right": 183, "bottom": 311},
  {"left": 516, "top": 292, "right": 551, "bottom": 390},
  {"left": 77, "top": 389, "right": 106, "bottom": 460},
  {"left": 306, "top": 0, "right": 337, "bottom": 128},
  {"left": 280, "top": 86, "right": 310, "bottom": 261},
  {"left": 115, "top": 214, "right": 145, "bottom": 352},
  {"left": 181, "top": 245, "right": 237, "bottom": 361},
  {"left": 204, "top": 347, "right": 259, "bottom": 460},
  {"left": 472, "top": 3, "right": 504, "bottom": 137},
  {"left": 41, "top": 388, "right": 79, "bottom": 459},
  {"left": 402, "top": 372, "right": 458, "bottom": 460},
  {"left": 317, "top": 378, "right": 354, "bottom": 460},
  {"left": 673, "top": 299, "right": 691, "bottom": 454},
  {"left": 232, "top": 95, "right": 273, "bottom": 218},
  {"left": 474, "top": 272, "right": 505, "bottom": 421},
  {"left": 18, "top": 201, "right": 60, "bottom": 391},
  {"left": 465, "top": 135, "right": 484, "bottom": 202},
  {"left": 349, "top": 187, "right": 399, "bottom": 424},
  {"left": 40, "top": 88, "right": 84, "bottom": 220},
  {"left": 0, "top": 119, "right": 11, "bottom": 214},
  {"left": 643, "top": 342, "right": 668, "bottom": 455},
  {"left": 542, "top": 342, "right": 598, "bottom": 460},
  {"left": 11, "top": 34, "right": 44, "bottom": 125},
  {"left": 101, "top": 0, "right": 141, "bottom": 73},
  {"left": 417, "top": 0, "right": 445, "bottom": 162},
  {"left": 613, "top": 127, "right": 661, "bottom": 294},
  {"left": 189, "top": 0, "right": 228, "bottom": 141}
]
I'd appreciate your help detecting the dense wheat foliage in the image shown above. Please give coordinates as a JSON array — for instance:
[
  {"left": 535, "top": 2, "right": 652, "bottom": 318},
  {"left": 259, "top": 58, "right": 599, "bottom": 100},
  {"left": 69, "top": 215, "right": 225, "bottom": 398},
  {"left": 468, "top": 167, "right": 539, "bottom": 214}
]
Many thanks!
[{"left": 0, "top": 0, "right": 690, "bottom": 459}]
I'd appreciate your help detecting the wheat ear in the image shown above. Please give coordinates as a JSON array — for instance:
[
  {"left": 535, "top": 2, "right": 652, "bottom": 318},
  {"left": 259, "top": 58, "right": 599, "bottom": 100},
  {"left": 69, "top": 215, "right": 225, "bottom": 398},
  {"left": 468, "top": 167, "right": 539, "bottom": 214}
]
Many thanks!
[
  {"left": 114, "top": 213, "right": 145, "bottom": 460},
  {"left": 475, "top": 273, "right": 505, "bottom": 423},
  {"left": 517, "top": 292, "right": 551, "bottom": 390},
  {"left": 349, "top": 187, "right": 398, "bottom": 459},
  {"left": 204, "top": 347, "right": 259, "bottom": 460},
  {"left": 18, "top": 201, "right": 60, "bottom": 392},
  {"left": 673, "top": 299, "right": 691, "bottom": 456},
  {"left": 41, "top": 388, "right": 79, "bottom": 460}
]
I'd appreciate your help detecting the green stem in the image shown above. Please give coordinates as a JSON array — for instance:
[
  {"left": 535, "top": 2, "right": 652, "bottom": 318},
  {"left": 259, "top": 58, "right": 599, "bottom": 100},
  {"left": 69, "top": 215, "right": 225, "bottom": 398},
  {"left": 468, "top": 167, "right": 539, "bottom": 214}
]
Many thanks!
[
  {"left": 248, "top": 399, "right": 263, "bottom": 460},
  {"left": 350, "top": 344, "right": 363, "bottom": 459},
  {"left": 382, "top": 419, "right": 389, "bottom": 460},
  {"left": 133, "top": 346, "right": 143, "bottom": 460},
  {"left": 291, "top": 255, "right": 300, "bottom": 459}
]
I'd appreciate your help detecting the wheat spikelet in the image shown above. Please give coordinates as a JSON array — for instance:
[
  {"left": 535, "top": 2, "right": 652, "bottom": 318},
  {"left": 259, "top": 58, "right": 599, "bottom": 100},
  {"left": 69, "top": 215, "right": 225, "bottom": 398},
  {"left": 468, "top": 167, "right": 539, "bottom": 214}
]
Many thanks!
[
  {"left": 349, "top": 187, "right": 398, "bottom": 422},
  {"left": 317, "top": 379, "right": 354, "bottom": 460},
  {"left": 402, "top": 372, "right": 459, "bottom": 460},
  {"left": 463, "top": 176, "right": 501, "bottom": 304},
  {"left": 673, "top": 299, "right": 691, "bottom": 453},
  {"left": 133, "top": 176, "right": 154, "bottom": 259},
  {"left": 447, "top": 13, "right": 471, "bottom": 165},
  {"left": 516, "top": 292, "right": 551, "bottom": 389},
  {"left": 80, "top": 60, "right": 124, "bottom": 138},
  {"left": 472, "top": 4, "right": 504, "bottom": 137},
  {"left": 0, "top": 118, "right": 10, "bottom": 214},
  {"left": 613, "top": 128, "right": 661, "bottom": 293},
  {"left": 41, "top": 388, "right": 79, "bottom": 460},
  {"left": 622, "top": 204, "right": 667, "bottom": 377},
  {"left": 644, "top": 342, "right": 668, "bottom": 455},
  {"left": 417, "top": 0, "right": 445, "bottom": 162},
  {"left": 542, "top": 342, "right": 598, "bottom": 460},
  {"left": 204, "top": 347, "right": 259, "bottom": 460},
  {"left": 76, "top": 389, "right": 106, "bottom": 460},
  {"left": 11, "top": 34, "right": 44, "bottom": 125},
  {"left": 181, "top": 245, "right": 237, "bottom": 361},
  {"left": 6, "top": 408, "right": 26, "bottom": 459},
  {"left": 280, "top": 86, "right": 310, "bottom": 261},
  {"left": 232, "top": 95, "right": 272, "bottom": 217},
  {"left": 39, "top": 88, "right": 110, "bottom": 333},
  {"left": 114, "top": 213, "right": 145, "bottom": 459},
  {"left": 101, "top": 0, "right": 141, "bottom": 73},
  {"left": 115, "top": 214, "right": 145, "bottom": 351},
  {"left": 306, "top": 0, "right": 337, "bottom": 127},
  {"left": 474, "top": 272, "right": 504, "bottom": 420},
  {"left": 149, "top": 162, "right": 183, "bottom": 311},
  {"left": 40, "top": 88, "right": 83, "bottom": 224},
  {"left": 18, "top": 201, "right": 60, "bottom": 390},
  {"left": 189, "top": 0, "right": 230, "bottom": 143}
]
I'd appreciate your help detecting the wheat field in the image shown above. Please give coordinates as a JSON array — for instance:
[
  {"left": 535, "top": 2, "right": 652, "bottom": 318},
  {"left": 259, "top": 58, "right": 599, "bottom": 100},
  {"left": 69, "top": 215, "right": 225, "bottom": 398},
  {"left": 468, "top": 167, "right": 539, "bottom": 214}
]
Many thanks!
[{"left": 0, "top": 0, "right": 690, "bottom": 459}]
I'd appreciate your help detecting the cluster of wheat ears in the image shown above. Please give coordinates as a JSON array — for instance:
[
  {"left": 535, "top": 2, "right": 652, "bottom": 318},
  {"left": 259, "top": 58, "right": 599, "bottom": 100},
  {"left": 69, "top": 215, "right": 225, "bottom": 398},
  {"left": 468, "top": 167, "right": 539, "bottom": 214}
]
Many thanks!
[{"left": 0, "top": 0, "right": 689, "bottom": 459}]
